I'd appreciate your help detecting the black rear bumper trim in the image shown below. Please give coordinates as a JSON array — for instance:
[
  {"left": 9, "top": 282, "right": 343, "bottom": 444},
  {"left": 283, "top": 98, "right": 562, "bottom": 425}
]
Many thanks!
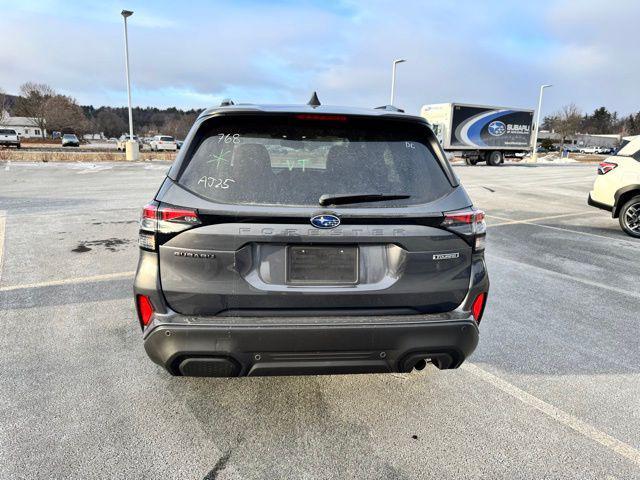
[
  {"left": 588, "top": 193, "right": 613, "bottom": 212},
  {"left": 143, "top": 318, "right": 479, "bottom": 377}
]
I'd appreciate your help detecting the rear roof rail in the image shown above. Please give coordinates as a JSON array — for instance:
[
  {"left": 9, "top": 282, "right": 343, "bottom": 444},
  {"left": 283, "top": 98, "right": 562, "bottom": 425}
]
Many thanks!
[{"left": 220, "top": 99, "right": 235, "bottom": 107}]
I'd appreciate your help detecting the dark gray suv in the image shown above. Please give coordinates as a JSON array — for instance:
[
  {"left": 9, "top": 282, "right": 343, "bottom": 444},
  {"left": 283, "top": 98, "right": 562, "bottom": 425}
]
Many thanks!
[{"left": 134, "top": 101, "right": 489, "bottom": 377}]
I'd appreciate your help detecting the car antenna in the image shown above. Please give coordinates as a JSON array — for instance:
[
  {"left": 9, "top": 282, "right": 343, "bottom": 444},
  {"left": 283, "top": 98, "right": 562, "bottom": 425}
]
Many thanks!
[{"left": 307, "top": 91, "right": 321, "bottom": 107}]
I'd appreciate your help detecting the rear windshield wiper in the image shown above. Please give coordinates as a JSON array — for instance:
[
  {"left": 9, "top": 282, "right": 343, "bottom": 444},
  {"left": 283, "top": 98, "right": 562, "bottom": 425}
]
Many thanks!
[{"left": 318, "top": 193, "right": 411, "bottom": 206}]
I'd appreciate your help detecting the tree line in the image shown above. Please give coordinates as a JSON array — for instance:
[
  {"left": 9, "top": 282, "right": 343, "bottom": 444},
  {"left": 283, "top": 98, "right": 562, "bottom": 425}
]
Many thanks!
[
  {"left": 542, "top": 104, "right": 640, "bottom": 142},
  {"left": 1, "top": 82, "right": 200, "bottom": 139},
  {"left": 3, "top": 82, "right": 640, "bottom": 141}
]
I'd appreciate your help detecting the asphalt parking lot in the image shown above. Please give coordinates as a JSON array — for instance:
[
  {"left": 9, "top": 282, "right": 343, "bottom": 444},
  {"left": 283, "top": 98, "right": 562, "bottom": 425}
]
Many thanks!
[{"left": 1, "top": 161, "right": 639, "bottom": 479}]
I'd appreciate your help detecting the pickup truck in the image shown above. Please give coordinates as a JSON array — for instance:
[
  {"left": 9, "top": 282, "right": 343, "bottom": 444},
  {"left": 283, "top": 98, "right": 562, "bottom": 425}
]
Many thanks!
[{"left": 0, "top": 129, "right": 21, "bottom": 148}]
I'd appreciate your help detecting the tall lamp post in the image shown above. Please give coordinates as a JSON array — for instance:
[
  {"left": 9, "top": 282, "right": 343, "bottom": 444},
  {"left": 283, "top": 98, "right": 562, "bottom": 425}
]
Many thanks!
[
  {"left": 121, "top": 9, "right": 139, "bottom": 160},
  {"left": 390, "top": 59, "right": 406, "bottom": 106},
  {"left": 531, "top": 84, "right": 552, "bottom": 163}
]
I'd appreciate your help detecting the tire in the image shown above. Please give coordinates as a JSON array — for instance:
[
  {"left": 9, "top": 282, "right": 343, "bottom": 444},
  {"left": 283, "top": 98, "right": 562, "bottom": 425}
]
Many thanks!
[
  {"left": 16, "top": 144, "right": 21, "bottom": 149},
  {"left": 487, "top": 151, "right": 503, "bottom": 166},
  {"left": 464, "top": 158, "right": 478, "bottom": 166},
  {"left": 619, "top": 195, "right": 640, "bottom": 238}
]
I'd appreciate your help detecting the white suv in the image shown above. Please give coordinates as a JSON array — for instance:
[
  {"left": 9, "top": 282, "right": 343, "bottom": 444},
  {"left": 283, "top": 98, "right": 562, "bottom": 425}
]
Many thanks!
[
  {"left": 0, "top": 129, "right": 20, "bottom": 148},
  {"left": 149, "top": 135, "right": 177, "bottom": 151},
  {"left": 588, "top": 136, "right": 640, "bottom": 237}
]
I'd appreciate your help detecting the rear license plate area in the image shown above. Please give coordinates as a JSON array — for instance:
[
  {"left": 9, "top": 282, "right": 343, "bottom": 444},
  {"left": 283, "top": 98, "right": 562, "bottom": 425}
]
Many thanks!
[{"left": 286, "top": 245, "right": 358, "bottom": 285}]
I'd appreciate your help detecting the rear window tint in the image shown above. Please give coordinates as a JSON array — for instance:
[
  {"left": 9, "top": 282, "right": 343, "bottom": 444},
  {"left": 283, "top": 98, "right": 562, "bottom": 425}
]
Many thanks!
[
  {"left": 0, "top": 129, "right": 16, "bottom": 135},
  {"left": 160, "top": 136, "right": 174, "bottom": 142},
  {"left": 177, "top": 116, "right": 453, "bottom": 207}
]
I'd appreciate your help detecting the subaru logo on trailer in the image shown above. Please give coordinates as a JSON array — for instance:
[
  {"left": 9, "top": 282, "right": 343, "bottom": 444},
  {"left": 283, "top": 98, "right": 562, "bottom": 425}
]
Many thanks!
[
  {"left": 488, "top": 121, "right": 506, "bottom": 136},
  {"left": 310, "top": 214, "right": 340, "bottom": 229}
]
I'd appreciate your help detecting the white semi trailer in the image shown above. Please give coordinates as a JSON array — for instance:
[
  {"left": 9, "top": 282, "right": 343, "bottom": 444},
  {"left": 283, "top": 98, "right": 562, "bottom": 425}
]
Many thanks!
[{"left": 421, "top": 103, "right": 534, "bottom": 166}]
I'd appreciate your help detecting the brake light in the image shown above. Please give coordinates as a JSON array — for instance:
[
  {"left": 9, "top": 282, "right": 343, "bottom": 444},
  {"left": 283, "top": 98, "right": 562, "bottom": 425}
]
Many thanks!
[
  {"left": 295, "top": 114, "right": 348, "bottom": 122},
  {"left": 139, "top": 203, "right": 201, "bottom": 251},
  {"left": 137, "top": 294, "right": 155, "bottom": 327},
  {"left": 442, "top": 208, "right": 486, "bottom": 251},
  {"left": 471, "top": 292, "right": 487, "bottom": 323},
  {"left": 597, "top": 162, "right": 617, "bottom": 175},
  {"left": 159, "top": 207, "right": 200, "bottom": 224},
  {"left": 443, "top": 208, "right": 485, "bottom": 227}
]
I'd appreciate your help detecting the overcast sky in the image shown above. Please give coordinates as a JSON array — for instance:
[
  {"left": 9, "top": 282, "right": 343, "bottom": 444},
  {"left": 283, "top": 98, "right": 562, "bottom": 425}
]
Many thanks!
[{"left": 1, "top": 0, "right": 637, "bottom": 116}]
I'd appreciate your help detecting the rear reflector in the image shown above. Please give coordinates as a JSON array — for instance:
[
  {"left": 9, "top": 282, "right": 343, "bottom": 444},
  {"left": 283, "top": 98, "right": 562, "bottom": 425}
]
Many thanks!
[
  {"left": 137, "top": 294, "right": 155, "bottom": 327},
  {"left": 597, "top": 162, "right": 617, "bottom": 175},
  {"left": 471, "top": 292, "right": 487, "bottom": 324}
]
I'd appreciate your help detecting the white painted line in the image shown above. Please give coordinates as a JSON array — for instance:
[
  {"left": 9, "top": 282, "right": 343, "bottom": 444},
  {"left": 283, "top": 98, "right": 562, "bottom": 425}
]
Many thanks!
[
  {"left": 488, "top": 255, "right": 640, "bottom": 300},
  {"left": 488, "top": 211, "right": 592, "bottom": 227},
  {"left": 463, "top": 363, "right": 640, "bottom": 467},
  {"left": 0, "top": 271, "right": 135, "bottom": 292},
  {"left": 0, "top": 211, "right": 5, "bottom": 283},
  {"left": 519, "top": 221, "right": 640, "bottom": 245}
]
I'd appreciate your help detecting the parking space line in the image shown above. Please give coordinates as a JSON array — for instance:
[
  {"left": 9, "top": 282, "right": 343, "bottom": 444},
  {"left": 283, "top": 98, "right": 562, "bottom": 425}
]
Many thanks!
[
  {"left": 488, "top": 255, "right": 640, "bottom": 299},
  {"left": 0, "top": 271, "right": 135, "bottom": 292},
  {"left": 463, "top": 363, "right": 640, "bottom": 467},
  {"left": 488, "top": 211, "right": 591, "bottom": 227},
  {"left": 518, "top": 222, "right": 640, "bottom": 245},
  {"left": 0, "top": 211, "right": 5, "bottom": 283}
]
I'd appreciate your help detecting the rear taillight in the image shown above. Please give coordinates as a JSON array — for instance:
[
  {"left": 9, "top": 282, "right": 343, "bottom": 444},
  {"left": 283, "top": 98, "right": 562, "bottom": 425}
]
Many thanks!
[
  {"left": 136, "top": 294, "right": 155, "bottom": 327},
  {"left": 471, "top": 292, "right": 487, "bottom": 324},
  {"left": 597, "top": 162, "right": 617, "bottom": 175},
  {"left": 139, "top": 202, "right": 201, "bottom": 250},
  {"left": 442, "top": 208, "right": 486, "bottom": 251}
]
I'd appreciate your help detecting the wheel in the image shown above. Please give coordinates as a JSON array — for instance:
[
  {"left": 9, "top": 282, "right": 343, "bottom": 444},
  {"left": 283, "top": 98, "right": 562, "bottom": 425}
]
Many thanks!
[
  {"left": 487, "top": 151, "right": 503, "bottom": 166},
  {"left": 464, "top": 158, "right": 478, "bottom": 166},
  {"left": 16, "top": 144, "right": 21, "bottom": 149},
  {"left": 619, "top": 195, "right": 640, "bottom": 238}
]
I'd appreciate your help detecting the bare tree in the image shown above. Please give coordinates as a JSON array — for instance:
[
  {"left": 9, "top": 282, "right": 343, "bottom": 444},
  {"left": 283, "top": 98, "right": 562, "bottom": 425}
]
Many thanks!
[
  {"left": 14, "top": 82, "right": 56, "bottom": 137},
  {"left": 0, "top": 88, "right": 8, "bottom": 124},
  {"left": 43, "top": 95, "right": 89, "bottom": 135},
  {"left": 551, "top": 103, "right": 582, "bottom": 148}
]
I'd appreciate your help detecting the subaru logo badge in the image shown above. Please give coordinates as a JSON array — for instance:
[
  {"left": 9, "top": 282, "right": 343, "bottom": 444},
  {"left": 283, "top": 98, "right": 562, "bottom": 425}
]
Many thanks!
[
  {"left": 310, "top": 214, "right": 340, "bottom": 229},
  {"left": 488, "top": 120, "right": 506, "bottom": 137}
]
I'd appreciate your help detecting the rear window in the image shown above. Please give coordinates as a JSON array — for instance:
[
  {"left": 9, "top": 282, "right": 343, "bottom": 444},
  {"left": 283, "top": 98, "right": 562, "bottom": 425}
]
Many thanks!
[
  {"left": 616, "top": 139, "right": 640, "bottom": 161},
  {"left": 177, "top": 116, "right": 453, "bottom": 207},
  {"left": 160, "top": 136, "right": 174, "bottom": 142},
  {"left": 0, "top": 129, "right": 16, "bottom": 135}
]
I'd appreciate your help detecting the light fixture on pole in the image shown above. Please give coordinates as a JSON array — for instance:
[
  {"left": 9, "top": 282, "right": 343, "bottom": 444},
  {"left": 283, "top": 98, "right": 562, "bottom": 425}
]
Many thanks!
[
  {"left": 121, "top": 9, "right": 139, "bottom": 160},
  {"left": 531, "top": 84, "right": 552, "bottom": 163},
  {"left": 390, "top": 59, "right": 406, "bottom": 106}
]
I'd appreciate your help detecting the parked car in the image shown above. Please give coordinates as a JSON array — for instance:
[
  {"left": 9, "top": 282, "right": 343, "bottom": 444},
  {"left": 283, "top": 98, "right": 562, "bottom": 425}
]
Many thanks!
[
  {"left": 0, "top": 128, "right": 21, "bottom": 148},
  {"left": 149, "top": 135, "right": 177, "bottom": 151},
  {"left": 580, "top": 146, "right": 598, "bottom": 154},
  {"left": 116, "top": 134, "right": 141, "bottom": 151},
  {"left": 563, "top": 145, "right": 580, "bottom": 153},
  {"left": 588, "top": 135, "right": 640, "bottom": 237},
  {"left": 61, "top": 133, "right": 80, "bottom": 147},
  {"left": 134, "top": 100, "right": 489, "bottom": 377}
]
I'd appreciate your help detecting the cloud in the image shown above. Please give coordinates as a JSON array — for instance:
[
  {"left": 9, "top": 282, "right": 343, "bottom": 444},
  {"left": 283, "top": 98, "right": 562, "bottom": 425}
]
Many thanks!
[{"left": 0, "top": 0, "right": 637, "bottom": 117}]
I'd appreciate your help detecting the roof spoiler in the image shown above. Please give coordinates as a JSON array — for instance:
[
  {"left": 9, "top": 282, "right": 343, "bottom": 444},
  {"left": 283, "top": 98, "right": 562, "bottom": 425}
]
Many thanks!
[
  {"left": 219, "top": 99, "right": 235, "bottom": 107},
  {"left": 375, "top": 105, "right": 405, "bottom": 113}
]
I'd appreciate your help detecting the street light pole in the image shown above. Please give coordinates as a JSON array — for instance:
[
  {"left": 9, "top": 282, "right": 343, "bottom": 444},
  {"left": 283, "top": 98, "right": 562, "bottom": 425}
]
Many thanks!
[
  {"left": 121, "top": 9, "right": 138, "bottom": 160},
  {"left": 531, "top": 84, "right": 552, "bottom": 163},
  {"left": 390, "top": 59, "right": 406, "bottom": 106}
]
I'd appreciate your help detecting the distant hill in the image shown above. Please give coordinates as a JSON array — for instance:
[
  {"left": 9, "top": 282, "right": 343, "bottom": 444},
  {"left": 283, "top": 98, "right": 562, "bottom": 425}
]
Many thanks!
[{"left": 1, "top": 93, "right": 19, "bottom": 113}]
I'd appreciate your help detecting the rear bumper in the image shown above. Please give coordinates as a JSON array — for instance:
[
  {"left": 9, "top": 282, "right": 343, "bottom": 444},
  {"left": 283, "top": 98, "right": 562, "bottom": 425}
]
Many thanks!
[
  {"left": 587, "top": 193, "right": 613, "bottom": 213},
  {"left": 143, "top": 314, "right": 479, "bottom": 377}
]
